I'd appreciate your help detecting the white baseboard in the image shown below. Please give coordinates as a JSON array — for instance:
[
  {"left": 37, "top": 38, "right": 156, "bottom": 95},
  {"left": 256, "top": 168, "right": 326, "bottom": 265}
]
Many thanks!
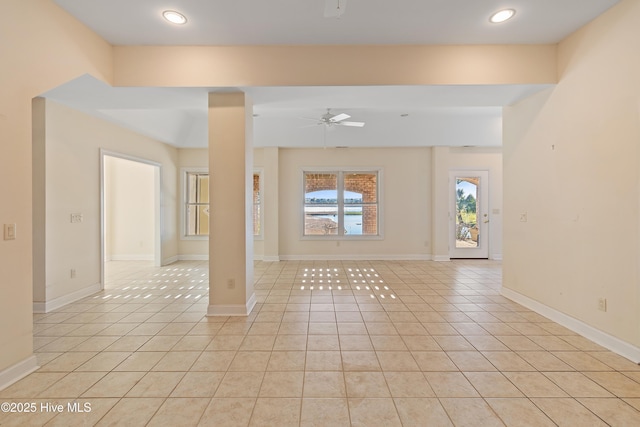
[
  {"left": 262, "top": 256, "right": 281, "bottom": 262},
  {"left": 33, "top": 283, "right": 102, "bottom": 314},
  {"left": 491, "top": 253, "right": 503, "bottom": 261},
  {"left": 110, "top": 254, "right": 154, "bottom": 261},
  {"left": 0, "top": 355, "right": 39, "bottom": 391},
  {"left": 207, "top": 293, "right": 257, "bottom": 316},
  {"left": 162, "top": 256, "right": 179, "bottom": 266},
  {"left": 279, "top": 254, "right": 431, "bottom": 261},
  {"left": 178, "top": 255, "right": 209, "bottom": 261},
  {"left": 432, "top": 255, "right": 451, "bottom": 262},
  {"left": 502, "top": 287, "right": 640, "bottom": 364}
]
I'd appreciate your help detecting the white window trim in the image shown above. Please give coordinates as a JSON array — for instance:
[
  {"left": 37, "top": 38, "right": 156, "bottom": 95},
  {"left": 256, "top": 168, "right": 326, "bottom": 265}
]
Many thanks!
[
  {"left": 180, "top": 167, "right": 209, "bottom": 241},
  {"left": 253, "top": 168, "right": 264, "bottom": 240},
  {"left": 301, "top": 167, "right": 384, "bottom": 241}
]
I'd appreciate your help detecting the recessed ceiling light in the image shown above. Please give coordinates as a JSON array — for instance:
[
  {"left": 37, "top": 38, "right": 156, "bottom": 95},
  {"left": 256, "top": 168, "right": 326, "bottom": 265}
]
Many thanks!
[
  {"left": 489, "top": 9, "right": 515, "bottom": 24},
  {"left": 162, "top": 10, "right": 187, "bottom": 25}
]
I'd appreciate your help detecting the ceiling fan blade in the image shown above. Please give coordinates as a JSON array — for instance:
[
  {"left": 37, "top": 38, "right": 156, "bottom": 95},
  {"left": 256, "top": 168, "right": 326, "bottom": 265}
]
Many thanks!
[
  {"left": 299, "top": 116, "right": 320, "bottom": 121},
  {"left": 329, "top": 113, "right": 350, "bottom": 122},
  {"left": 339, "top": 121, "right": 365, "bottom": 127},
  {"left": 324, "top": 0, "right": 347, "bottom": 18}
]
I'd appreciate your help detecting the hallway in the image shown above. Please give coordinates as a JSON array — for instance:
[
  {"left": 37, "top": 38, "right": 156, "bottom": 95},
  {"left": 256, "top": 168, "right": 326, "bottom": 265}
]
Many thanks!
[{"left": 1, "top": 260, "right": 639, "bottom": 425}]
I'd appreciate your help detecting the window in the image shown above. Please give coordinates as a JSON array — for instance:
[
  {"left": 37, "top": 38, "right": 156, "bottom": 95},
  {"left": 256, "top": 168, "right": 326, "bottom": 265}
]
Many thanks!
[
  {"left": 185, "top": 171, "right": 209, "bottom": 237},
  {"left": 253, "top": 171, "right": 263, "bottom": 237},
  {"left": 183, "top": 169, "right": 263, "bottom": 239},
  {"left": 304, "top": 170, "right": 379, "bottom": 237}
]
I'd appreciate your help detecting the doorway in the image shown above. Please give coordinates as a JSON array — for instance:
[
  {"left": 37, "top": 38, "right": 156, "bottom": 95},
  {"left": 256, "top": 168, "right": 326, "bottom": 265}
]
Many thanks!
[
  {"left": 449, "top": 170, "right": 489, "bottom": 259},
  {"left": 100, "top": 150, "right": 162, "bottom": 286}
]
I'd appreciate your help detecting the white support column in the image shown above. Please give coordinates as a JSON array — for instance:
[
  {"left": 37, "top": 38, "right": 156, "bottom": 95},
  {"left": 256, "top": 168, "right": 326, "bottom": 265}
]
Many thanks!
[{"left": 207, "top": 92, "right": 256, "bottom": 316}]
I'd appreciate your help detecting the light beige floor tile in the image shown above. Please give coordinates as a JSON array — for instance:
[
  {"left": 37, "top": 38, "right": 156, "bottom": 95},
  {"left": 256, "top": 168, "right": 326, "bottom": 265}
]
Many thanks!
[
  {"left": 82, "top": 371, "right": 146, "bottom": 398},
  {"left": 402, "top": 335, "right": 441, "bottom": 351},
  {"left": 503, "top": 372, "right": 569, "bottom": 397},
  {"left": 465, "top": 335, "right": 510, "bottom": 351},
  {"left": 544, "top": 372, "right": 614, "bottom": 397},
  {"left": 482, "top": 351, "right": 536, "bottom": 371},
  {"left": 433, "top": 335, "right": 475, "bottom": 350},
  {"left": 303, "top": 372, "right": 346, "bottom": 398},
  {"left": 348, "top": 398, "right": 402, "bottom": 426},
  {"left": 384, "top": 371, "right": 435, "bottom": 397},
  {"left": 69, "top": 336, "right": 119, "bottom": 351},
  {"left": 172, "top": 335, "right": 212, "bottom": 351},
  {"left": 339, "top": 334, "right": 373, "bottom": 351},
  {"left": 300, "top": 398, "right": 351, "bottom": 426},
  {"left": 38, "top": 352, "right": 98, "bottom": 372},
  {"left": 113, "top": 351, "right": 165, "bottom": 371},
  {"left": 126, "top": 371, "right": 184, "bottom": 397},
  {"left": 152, "top": 350, "right": 200, "bottom": 371},
  {"left": 215, "top": 371, "right": 265, "bottom": 397},
  {"left": 341, "top": 350, "right": 381, "bottom": 371},
  {"left": 447, "top": 351, "right": 496, "bottom": 371},
  {"left": 423, "top": 372, "right": 480, "bottom": 397},
  {"left": 228, "top": 351, "right": 271, "bottom": 371},
  {"left": 137, "top": 335, "right": 181, "bottom": 352},
  {"left": 440, "top": 397, "right": 504, "bottom": 427},
  {"left": 552, "top": 351, "right": 614, "bottom": 371},
  {"left": 394, "top": 397, "right": 453, "bottom": 426},
  {"left": 104, "top": 335, "right": 151, "bottom": 352},
  {"left": 464, "top": 372, "right": 524, "bottom": 397},
  {"left": 44, "top": 398, "right": 119, "bottom": 427},
  {"left": 76, "top": 351, "right": 131, "bottom": 371},
  {"left": 516, "top": 351, "right": 573, "bottom": 371},
  {"left": 37, "top": 372, "right": 106, "bottom": 398},
  {"left": 249, "top": 398, "right": 301, "bottom": 426},
  {"left": 0, "top": 399, "right": 59, "bottom": 426},
  {"left": 190, "top": 350, "right": 236, "bottom": 371},
  {"left": 412, "top": 351, "right": 459, "bottom": 371},
  {"left": 239, "top": 335, "right": 276, "bottom": 351},
  {"left": 259, "top": 371, "right": 304, "bottom": 397},
  {"left": 146, "top": 397, "right": 209, "bottom": 427},
  {"left": 487, "top": 397, "right": 556, "bottom": 426},
  {"left": 344, "top": 371, "right": 390, "bottom": 397},
  {"left": 0, "top": 372, "right": 66, "bottom": 398},
  {"left": 306, "top": 335, "right": 340, "bottom": 351},
  {"left": 95, "top": 397, "right": 164, "bottom": 427},
  {"left": 584, "top": 372, "right": 640, "bottom": 397},
  {"left": 531, "top": 398, "right": 608, "bottom": 426},
  {"left": 376, "top": 350, "right": 420, "bottom": 371},
  {"left": 578, "top": 397, "right": 640, "bottom": 426},
  {"left": 171, "top": 371, "right": 225, "bottom": 397},
  {"left": 305, "top": 350, "right": 342, "bottom": 371},
  {"left": 369, "top": 335, "right": 407, "bottom": 351},
  {"left": 267, "top": 350, "right": 306, "bottom": 371},
  {"left": 206, "top": 335, "right": 245, "bottom": 351},
  {"left": 273, "top": 334, "right": 307, "bottom": 350}
]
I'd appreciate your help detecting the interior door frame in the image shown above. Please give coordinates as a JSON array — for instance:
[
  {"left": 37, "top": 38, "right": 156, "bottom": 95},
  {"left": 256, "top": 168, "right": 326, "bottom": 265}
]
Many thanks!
[
  {"left": 100, "top": 149, "right": 163, "bottom": 288},
  {"left": 449, "top": 170, "right": 490, "bottom": 259}
]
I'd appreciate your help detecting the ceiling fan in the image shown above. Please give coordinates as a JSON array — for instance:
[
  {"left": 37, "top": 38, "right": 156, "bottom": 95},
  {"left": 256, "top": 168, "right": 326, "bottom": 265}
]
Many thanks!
[
  {"left": 324, "top": 0, "right": 348, "bottom": 18},
  {"left": 302, "top": 109, "right": 365, "bottom": 128}
]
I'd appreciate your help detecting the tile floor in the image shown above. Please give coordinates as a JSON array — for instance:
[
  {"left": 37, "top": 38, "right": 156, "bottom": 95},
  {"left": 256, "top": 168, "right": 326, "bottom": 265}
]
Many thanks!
[{"left": 1, "top": 260, "right": 640, "bottom": 426}]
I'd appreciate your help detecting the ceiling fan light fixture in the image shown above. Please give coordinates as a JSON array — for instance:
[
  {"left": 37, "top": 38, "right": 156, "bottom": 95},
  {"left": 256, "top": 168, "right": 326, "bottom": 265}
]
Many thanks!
[
  {"left": 489, "top": 9, "right": 515, "bottom": 24},
  {"left": 162, "top": 10, "right": 187, "bottom": 25}
]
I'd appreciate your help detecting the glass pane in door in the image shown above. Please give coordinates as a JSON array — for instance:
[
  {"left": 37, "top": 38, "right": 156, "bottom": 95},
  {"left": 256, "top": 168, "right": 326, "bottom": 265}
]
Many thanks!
[{"left": 455, "top": 177, "right": 479, "bottom": 248}]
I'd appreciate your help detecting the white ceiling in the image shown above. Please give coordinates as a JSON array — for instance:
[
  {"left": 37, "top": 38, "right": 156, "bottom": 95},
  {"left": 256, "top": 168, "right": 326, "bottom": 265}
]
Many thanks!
[{"left": 45, "top": 0, "right": 619, "bottom": 149}]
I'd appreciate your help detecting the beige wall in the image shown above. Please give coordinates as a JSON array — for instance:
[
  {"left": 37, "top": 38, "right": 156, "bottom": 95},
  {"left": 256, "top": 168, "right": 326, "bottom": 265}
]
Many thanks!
[
  {"left": 35, "top": 100, "right": 179, "bottom": 308},
  {"left": 0, "top": 0, "right": 113, "bottom": 374},
  {"left": 105, "top": 156, "right": 156, "bottom": 261},
  {"left": 503, "top": 0, "right": 640, "bottom": 351}
]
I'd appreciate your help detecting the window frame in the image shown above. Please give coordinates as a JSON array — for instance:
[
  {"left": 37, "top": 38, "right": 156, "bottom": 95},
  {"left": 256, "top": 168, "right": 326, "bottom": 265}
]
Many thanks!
[
  {"left": 181, "top": 167, "right": 209, "bottom": 240},
  {"left": 301, "top": 167, "right": 383, "bottom": 241},
  {"left": 253, "top": 168, "right": 264, "bottom": 240}
]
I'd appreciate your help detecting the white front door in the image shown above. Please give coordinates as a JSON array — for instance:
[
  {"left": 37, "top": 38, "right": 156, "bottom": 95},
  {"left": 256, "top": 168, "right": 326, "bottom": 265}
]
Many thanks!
[{"left": 449, "top": 170, "right": 489, "bottom": 259}]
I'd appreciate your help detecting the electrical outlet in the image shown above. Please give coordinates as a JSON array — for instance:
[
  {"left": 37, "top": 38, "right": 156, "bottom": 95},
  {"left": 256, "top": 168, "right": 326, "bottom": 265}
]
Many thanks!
[
  {"left": 520, "top": 213, "right": 528, "bottom": 222},
  {"left": 70, "top": 269, "right": 77, "bottom": 279},
  {"left": 3, "top": 223, "right": 16, "bottom": 240},
  {"left": 227, "top": 279, "right": 235, "bottom": 289},
  {"left": 70, "top": 213, "right": 83, "bottom": 223},
  {"left": 597, "top": 297, "right": 607, "bottom": 312}
]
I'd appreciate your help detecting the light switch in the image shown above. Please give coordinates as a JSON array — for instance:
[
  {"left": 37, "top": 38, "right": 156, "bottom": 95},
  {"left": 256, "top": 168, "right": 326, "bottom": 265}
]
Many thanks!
[
  {"left": 4, "top": 223, "right": 16, "bottom": 240},
  {"left": 70, "top": 213, "right": 83, "bottom": 223}
]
